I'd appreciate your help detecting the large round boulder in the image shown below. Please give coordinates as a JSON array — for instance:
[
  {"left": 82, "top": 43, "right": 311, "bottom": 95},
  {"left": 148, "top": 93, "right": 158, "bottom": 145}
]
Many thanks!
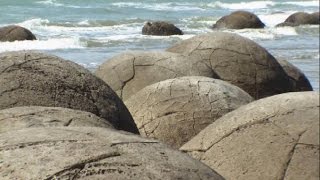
[
  {"left": 0, "top": 51, "right": 138, "bottom": 134},
  {"left": 0, "top": 25, "right": 36, "bottom": 42},
  {"left": 142, "top": 21, "right": 183, "bottom": 36},
  {"left": 277, "top": 59, "right": 313, "bottom": 91},
  {"left": 167, "top": 32, "right": 296, "bottom": 99},
  {"left": 0, "top": 106, "right": 113, "bottom": 133},
  {"left": 180, "top": 92, "right": 319, "bottom": 180},
  {"left": 125, "top": 76, "right": 253, "bottom": 148},
  {"left": 212, "top": 11, "right": 265, "bottom": 29},
  {"left": 0, "top": 127, "right": 224, "bottom": 179},
  {"left": 95, "top": 51, "right": 218, "bottom": 100},
  {"left": 276, "top": 12, "right": 319, "bottom": 27}
]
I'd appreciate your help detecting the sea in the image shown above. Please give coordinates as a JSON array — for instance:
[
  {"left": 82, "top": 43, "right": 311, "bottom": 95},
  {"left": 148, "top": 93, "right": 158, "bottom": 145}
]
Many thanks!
[{"left": 0, "top": 0, "right": 319, "bottom": 90}]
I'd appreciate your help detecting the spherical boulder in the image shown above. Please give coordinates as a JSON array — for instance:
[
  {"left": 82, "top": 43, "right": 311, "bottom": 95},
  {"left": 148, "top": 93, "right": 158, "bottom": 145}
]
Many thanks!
[
  {"left": 125, "top": 76, "right": 253, "bottom": 148},
  {"left": 0, "top": 127, "right": 224, "bottom": 179},
  {"left": 0, "top": 106, "right": 113, "bottom": 133},
  {"left": 0, "top": 25, "right": 36, "bottom": 42},
  {"left": 312, "top": 12, "right": 320, "bottom": 24},
  {"left": 95, "top": 51, "right": 219, "bottom": 100},
  {"left": 276, "top": 12, "right": 319, "bottom": 27},
  {"left": 277, "top": 59, "right": 313, "bottom": 91},
  {"left": 212, "top": 11, "right": 265, "bottom": 29},
  {"left": 167, "top": 32, "right": 296, "bottom": 99},
  {"left": 0, "top": 51, "right": 138, "bottom": 134},
  {"left": 180, "top": 91, "right": 319, "bottom": 180},
  {"left": 142, "top": 21, "right": 183, "bottom": 36}
]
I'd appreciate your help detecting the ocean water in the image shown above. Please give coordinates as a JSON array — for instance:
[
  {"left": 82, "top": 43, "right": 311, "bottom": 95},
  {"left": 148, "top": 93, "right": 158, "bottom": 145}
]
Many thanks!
[{"left": 0, "top": 0, "right": 319, "bottom": 90}]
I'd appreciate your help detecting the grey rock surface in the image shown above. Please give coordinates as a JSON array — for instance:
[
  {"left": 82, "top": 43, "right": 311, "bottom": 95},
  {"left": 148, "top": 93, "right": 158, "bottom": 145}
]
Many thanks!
[
  {"left": 0, "top": 25, "right": 36, "bottom": 42},
  {"left": 180, "top": 91, "right": 319, "bottom": 180},
  {"left": 142, "top": 21, "right": 183, "bottom": 36},
  {"left": 276, "top": 12, "right": 319, "bottom": 27},
  {"left": 167, "top": 32, "right": 296, "bottom": 99},
  {"left": 0, "top": 106, "right": 113, "bottom": 133},
  {"left": 213, "top": 11, "right": 265, "bottom": 29},
  {"left": 278, "top": 59, "right": 313, "bottom": 91},
  {"left": 0, "top": 127, "right": 224, "bottom": 180},
  {"left": 0, "top": 51, "right": 138, "bottom": 134},
  {"left": 95, "top": 51, "right": 218, "bottom": 100},
  {"left": 125, "top": 76, "right": 253, "bottom": 148}
]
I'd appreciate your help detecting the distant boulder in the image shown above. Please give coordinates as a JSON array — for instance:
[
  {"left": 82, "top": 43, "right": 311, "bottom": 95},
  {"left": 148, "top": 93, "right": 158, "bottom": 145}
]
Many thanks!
[
  {"left": 142, "top": 21, "right": 183, "bottom": 36},
  {"left": 213, "top": 11, "right": 265, "bottom": 29},
  {"left": 0, "top": 25, "right": 36, "bottom": 42},
  {"left": 276, "top": 12, "right": 319, "bottom": 27}
]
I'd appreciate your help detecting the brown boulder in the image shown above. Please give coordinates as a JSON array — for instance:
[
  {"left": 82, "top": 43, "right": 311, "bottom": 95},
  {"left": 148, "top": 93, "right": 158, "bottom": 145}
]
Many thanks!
[
  {"left": 0, "top": 51, "right": 138, "bottom": 134},
  {"left": 95, "top": 51, "right": 218, "bottom": 100},
  {"left": 181, "top": 92, "right": 319, "bottom": 180},
  {"left": 125, "top": 76, "right": 253, "bottom": 148},
  {"left": 0, "top": 127, "right": 224, "bottom": 179},
  {"left": 277, "top": 59, "right": 313, "bottom": 91},
  {"left": 142, "top": 21, "right": 183, "bottom": 36},
  {"left": 0, "top": 25, "right": 36, "bottom": 42},
  {"left": 213, "top": 11, "right": 265, "bottom": 29},
  {"left": 0, "top": 106, "right": 113, "bottom": 133},
  {"left": 167, "top": 32, "right": 296, "bottom": 99},
  {"left": 276, "top": 12, "right": 319, "bottom": 27}
]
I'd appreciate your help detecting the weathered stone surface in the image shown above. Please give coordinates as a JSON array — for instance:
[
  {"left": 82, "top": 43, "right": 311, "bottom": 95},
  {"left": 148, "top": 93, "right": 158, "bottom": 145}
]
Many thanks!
[
  {"left": 142, "top": 21, "right": 183, "bottom": 36},
  {"left": 95, "top": 51, "right": 219, "bottom": 100},
  {"left": 0, "top": 106, "right": 113, "bottom": 133},
  {"left": 180, "top": 91, "right": 319, "bottom": 180},
  {"left": 125, "top": 76, "right": 253, "bottom": 148},
  {"left": 0, "top": 25, "right": 36, "bottom": 42},
  {"left": 167, "top": 32, "right": 296, "bottom": 99},
  {"left": 278, "top": 59, "right": 313, "bottom": 91},
  {"left": 213, "top": 11, "right": 265, "bottom": 29},
  {"left": 0, "top": 127, "right": 224, "bottom": 180},
  {"left": 276, "top": 12, "right": 319, "bottom": 27},
  {"left": 0, "top": 51, "right": 138, "bottom": 134}
]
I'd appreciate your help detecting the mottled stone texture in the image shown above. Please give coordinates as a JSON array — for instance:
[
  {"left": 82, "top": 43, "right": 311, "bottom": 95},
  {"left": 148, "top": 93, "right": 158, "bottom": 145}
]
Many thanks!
[
  {"left": 0, "top": 127, "right": 224, "bottom": 180},
  {"left": 0, "top": 106, "right": 113, "bottom": 133},
  {"left": 0, "top": 51, "right": 138, "bottom": 134},
  {"left": 213, "top": 11, "right": 265, "bottom": 29},
  {"left": 0, "top": 25, "right": 36, "bottom": 42},
  {"left": 95, "top": 51, "right": 219, "bottom": 100},
  {"left": 181, "top": 92, "right": 319, "bottom": 180},
  {"left": 142, "top": 21, "right": 183, "bottom": 36},
  {"left": 167, "top": 32, "right": 298, "bottom": 99},
  {"left": 125, "top": 76, "right": 253, "bottom": 148}
]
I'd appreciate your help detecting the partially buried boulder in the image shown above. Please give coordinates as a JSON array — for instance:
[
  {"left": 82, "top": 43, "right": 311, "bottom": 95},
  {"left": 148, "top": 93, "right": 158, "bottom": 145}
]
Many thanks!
[
  {"left": 0, "top": 127, "right": 224, "bottom": 179},
  {"left": 277, "top": 59, "right": 313, "bottom": 91},
  {"left": 0, "top": 25, "right": 36, "bottom": 42},
  {"left": 167, "top": 32, "right": 297, "bottom": 99},
  {"left": 213, "top": 11, "right": 265, "bottom": 29},
  {"left": 95, "top": 51, "right": 219, "bottom": 100},
  {"left": 0, "top": 106, "right": 113, "bottom": 133},
  {"left": 180, "top": 91, "right": 319, "bottom": 180},
  {"left": 276, "top": 12, "right": 319, "bottom": 27},
  {"left": 125, "top": 76, "right": 253, "bottom": 148},
  {"left": 142, "top": 21, "right": 183, "bottom": 36},
  {"left": 0, "top": 51, "right": 138, "bottom": 134}
]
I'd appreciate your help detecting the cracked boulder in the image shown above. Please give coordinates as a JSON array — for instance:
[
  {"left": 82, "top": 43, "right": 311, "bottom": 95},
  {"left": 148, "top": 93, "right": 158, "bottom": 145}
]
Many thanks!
[
  {"left": 0, "top": 106, "right": 113, "bottom": 133},
  {"left": 276, "top": 12, "right": 319, "bottom": 27},
  {"left": 142, "top": 21, "right": 183, "bottom": 36},
  {"left": 0, "top": 25, "right": 36, "bottom": 42},
  {"left": 95, "top": 51, "right": 219, "bottom": 100},
  {"left": 167, "top": 32, "right": 297, "bottom": 99},
  {"left": 125, "top": 76, "right": 253, "bottom": 149},
  {"left": 212, "top": 11, "right": 265, "bottom": 29},
  {"left": 180, "top": 91, "right": 319, "bottom": 180},
  {"left": 277, "top": 59, "right": 313, "bottom": 91},
  {"left": 0, "top": 51, "right": 138, "bottom": 134},
  {"left": 0, "top": 127, "right": 224, "bottom": 180}
]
